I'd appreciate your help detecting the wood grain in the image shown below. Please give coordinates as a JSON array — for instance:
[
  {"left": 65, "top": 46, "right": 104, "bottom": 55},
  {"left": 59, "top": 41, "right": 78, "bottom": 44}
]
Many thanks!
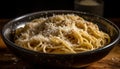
[
  {"left": 0, "top": 37, "right": 6, "bottom": 48},
  {"left": 0, "top": 19, "right": 10, "bottom": 48},
  {"left": 86, "top": 45, "right": 120, "bottom": 69}
]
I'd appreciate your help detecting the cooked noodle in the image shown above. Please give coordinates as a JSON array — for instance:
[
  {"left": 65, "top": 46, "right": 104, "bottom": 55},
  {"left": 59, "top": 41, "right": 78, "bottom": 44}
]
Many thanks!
[{"left": 14, "top": 14, "right": 110, "bottom": 54}]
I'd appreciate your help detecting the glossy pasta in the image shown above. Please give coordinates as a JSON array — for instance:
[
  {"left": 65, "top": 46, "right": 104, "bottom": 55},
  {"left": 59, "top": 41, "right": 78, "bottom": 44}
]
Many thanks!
[{"left": 14, "top": 14, "right": 110, "bottom": 54}]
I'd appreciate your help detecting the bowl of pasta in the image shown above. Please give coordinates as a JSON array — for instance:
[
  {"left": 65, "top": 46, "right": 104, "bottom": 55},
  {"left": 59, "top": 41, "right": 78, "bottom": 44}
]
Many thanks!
[{"left": 1, "top": 10, "right": 120, "bottom": 68}]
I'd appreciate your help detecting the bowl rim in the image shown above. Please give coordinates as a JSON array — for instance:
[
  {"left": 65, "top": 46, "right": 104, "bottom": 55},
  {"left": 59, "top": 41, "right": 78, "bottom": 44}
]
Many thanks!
[{"left": 1, "top": 10, "right": 120, "bottom": 56}]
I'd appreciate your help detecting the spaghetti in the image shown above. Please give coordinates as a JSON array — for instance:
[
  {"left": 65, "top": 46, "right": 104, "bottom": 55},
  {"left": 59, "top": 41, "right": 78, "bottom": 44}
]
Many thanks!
[{"left": 14, "top": 14, "right": 110, "bottom": 54}]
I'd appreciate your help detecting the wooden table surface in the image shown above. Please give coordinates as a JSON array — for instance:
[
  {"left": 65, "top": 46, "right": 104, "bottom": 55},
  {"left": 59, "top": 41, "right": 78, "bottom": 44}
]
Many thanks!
[{"left": 0, "top": 18, "right": 120, "bottom": 69}]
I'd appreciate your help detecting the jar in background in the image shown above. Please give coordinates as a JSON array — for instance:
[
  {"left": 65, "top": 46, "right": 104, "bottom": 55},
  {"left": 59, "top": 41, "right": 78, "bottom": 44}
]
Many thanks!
[{"left": 74, "top": 0, "right": 104, "bottom": 16}]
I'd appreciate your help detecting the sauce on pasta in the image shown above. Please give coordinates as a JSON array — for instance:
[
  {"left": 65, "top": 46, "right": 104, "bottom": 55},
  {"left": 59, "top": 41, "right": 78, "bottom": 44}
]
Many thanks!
[{"left": 14, "top": 14, "right": 110, "bottom": 54}]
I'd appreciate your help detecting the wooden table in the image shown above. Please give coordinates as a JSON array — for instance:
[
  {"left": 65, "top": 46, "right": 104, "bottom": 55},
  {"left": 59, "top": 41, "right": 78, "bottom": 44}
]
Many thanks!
[{"left": 0, "top": 18, "right": 120, "bottom": 69}]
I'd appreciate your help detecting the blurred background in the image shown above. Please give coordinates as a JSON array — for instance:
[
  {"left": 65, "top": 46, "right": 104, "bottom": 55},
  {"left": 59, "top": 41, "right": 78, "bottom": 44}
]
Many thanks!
[{"left": 0, "top": 0, "right": 119, "bottom": 18}]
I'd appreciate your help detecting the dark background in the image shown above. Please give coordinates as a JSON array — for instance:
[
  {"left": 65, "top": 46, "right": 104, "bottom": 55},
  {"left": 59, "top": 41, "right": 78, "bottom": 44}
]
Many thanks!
[{"left": 0, "top": 0, "right": 119, "bottom": 18}]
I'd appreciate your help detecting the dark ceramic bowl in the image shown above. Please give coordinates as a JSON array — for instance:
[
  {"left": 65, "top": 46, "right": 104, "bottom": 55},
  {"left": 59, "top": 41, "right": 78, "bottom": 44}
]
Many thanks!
[{"left": 1, "top": 10, "right": 120, "bottom": 68}]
